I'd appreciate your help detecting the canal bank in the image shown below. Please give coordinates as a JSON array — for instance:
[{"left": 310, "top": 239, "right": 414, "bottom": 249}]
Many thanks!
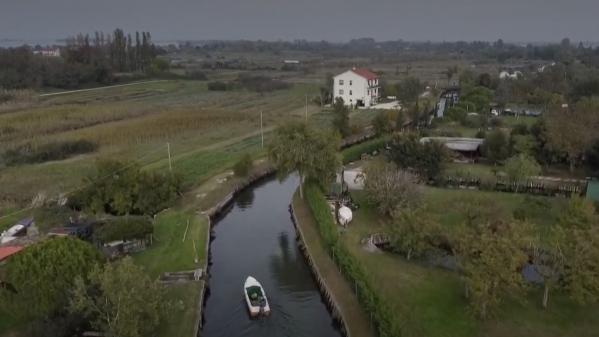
[{"left": 290, "top": 191, "right": 375, "bottom": 337}]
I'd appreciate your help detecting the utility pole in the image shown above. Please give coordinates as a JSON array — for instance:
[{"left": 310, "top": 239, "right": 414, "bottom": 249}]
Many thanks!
[
  {"left": 167, "top": 142, "right": 172, "bottom": 172},
  {"left": 260, "top": 110, "right": 264, "bottom": 149}
]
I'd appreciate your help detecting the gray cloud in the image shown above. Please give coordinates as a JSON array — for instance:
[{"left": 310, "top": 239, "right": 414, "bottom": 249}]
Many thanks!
[{"left": 0, "top": 0, "right": 597, "bottom": 42}]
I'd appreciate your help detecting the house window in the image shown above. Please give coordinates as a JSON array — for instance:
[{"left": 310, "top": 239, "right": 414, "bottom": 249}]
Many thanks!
[
  {"left": 349, "top": 80, "right": 353, "bottom": 85},
  {"left": 339, "top": 79, "right": 344, "bottom": 85},
  {"left": 349, "top": 90, "right": 352, "bottom": 96},
  {"left": 339, "top": 89, "right": 344, "bottom": 95}
]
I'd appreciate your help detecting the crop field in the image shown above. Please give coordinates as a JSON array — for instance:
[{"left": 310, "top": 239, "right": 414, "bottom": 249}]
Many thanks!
[{"left": 0, "top": 80, "right": 324, "bottom": 209}]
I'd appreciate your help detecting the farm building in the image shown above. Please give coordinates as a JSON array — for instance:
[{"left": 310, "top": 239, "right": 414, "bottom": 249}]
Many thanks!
[
  {"left": 333, "top": 67, "right": 380, "bottom": 107},
  {"left": 586, "top": 179, "right": 599, "bottom": 203},
  {"left": 436, "top": 87, "right": 460, "bottom": 118},
  {"left": 0, "top": 246, "right": 24, "bottom": 264},
  {"left": 420, "top": 137, "right": 483, "bottom": 160}
]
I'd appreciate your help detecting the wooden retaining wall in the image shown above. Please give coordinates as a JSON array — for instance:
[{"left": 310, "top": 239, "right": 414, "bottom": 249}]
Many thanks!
[{"left": 289, "top": 202, "right": 351, "bottom": 337}]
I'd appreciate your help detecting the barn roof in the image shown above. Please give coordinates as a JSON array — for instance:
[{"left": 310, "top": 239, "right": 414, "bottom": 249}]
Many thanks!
[
  {"left": 351, "top": 68, "right": 378, "bottom": 80},
  {"left": 0, "top": 246, "right": 24, "bottom": 262}
]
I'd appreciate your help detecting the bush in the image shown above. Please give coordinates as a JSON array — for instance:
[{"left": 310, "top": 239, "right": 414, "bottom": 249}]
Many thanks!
[
  {"left": 463, "top": 114, "right": 482, "bottom": 128},
  {"left": 341, "top": 136, "right": 389, "bottom": 163},
  {"left": 185, "top": 70, "right": 207, "bottom": 80},
  {"left": 305, "top": 184, "right": 401, "bottom": 336},
  {"left": 94, "top": 216, "right": 153, "bottom": 243},
  {"left": 233, "top": 153, "right": 253, "bottom": 177},
  {"left": 489, "top": 117, "right": 503, "bottom": 128},
  {"left": 70, "top": 160, "right": 182, "bottom": 216},
  {"left": 207, "top": 81, "right": 233, "bottom": 91},
  {"left": 2, "top": 139, "right": 97, "bottom": 166}
]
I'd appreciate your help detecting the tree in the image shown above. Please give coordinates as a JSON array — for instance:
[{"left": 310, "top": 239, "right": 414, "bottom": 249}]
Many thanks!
[
  {"left": 269, "top": 122, "right": 341, "bottom": 198},
  {"left": 446, "top": 65, "right": 458, "bottom": 86},
  {"left": 545, "top": 97, "right": 599, "bottom": 172},
  {"left": 332, "top": 97, "right": 350, "bottom": 137},
  {"left": 70, "top": 257, "right": 164, "bottom": 337},
  {"left": 0, "top": 237, "right": 102, "bottom": 322},
  {"left": 554, "top": 197, "right": 599, "bottom": 305},
  {"left": 71, "top": 160, "right": 182, "bottom": 216},
  {"left": 397, "top": 77, "right": 423, "bottom": 103},
  {"left": 233, "top": 153, "right": 253, "bottom": 177},
  {"left": 454, "top": 220, "right": 531, "bottom": 319},
  {"left": 363, "top": 159, "right": 421, "bottom": 217},
  {"left": 395, "top": 109, "right": 406, "bottom": 130},
  {"left": 389, "top": 207, "right": 439, "bottom": 260},
  {"left": 482, "top": 130, "right": 509, "bottom": 164},
  {"left": 503, "top": 154, "right": 541, "bottom": 191},
  {"left": 372, "top": 110, "right": 393, "bottom": 135},
  {"left": 389, "top": 133, "right": 449, "bottom": 181},
  {"left": 531, "top": 236, "right": 565, "bottom": 309}
]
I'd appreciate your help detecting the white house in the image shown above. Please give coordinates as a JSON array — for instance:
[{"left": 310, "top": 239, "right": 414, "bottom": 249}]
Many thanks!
[
  {"left": 33, "top": 47, "right": 61, "bottom": 57},
  {"left": 333, "top": 68, "right": 380, "bottom": 107},
  {"left": 499, "top": 70, "right": 523, "bottom": 80}
]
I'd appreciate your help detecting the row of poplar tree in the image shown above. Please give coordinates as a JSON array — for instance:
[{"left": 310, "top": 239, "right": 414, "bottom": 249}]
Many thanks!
[{"left": 64, "top": 29, "right": 157, "bottom": 73}]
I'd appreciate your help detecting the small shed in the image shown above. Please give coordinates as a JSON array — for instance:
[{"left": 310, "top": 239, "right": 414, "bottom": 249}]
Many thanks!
[{"left": 586, "top": 180, "right": 599, "bottom": 203}]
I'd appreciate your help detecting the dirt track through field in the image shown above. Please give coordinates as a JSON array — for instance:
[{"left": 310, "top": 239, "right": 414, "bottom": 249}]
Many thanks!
[{"left": 38, "top": 80, "right": 170, "bottom": 97}]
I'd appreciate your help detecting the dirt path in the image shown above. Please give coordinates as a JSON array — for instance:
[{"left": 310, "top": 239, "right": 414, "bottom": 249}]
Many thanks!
[
  {"left": 292, "top": 193, "right": 376, "bottom": 337},
  {"left": 38, "top": 80, "right": 170, "bottom": 97}
]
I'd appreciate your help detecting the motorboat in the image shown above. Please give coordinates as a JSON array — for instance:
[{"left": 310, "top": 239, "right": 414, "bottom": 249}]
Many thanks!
[{"left": 243, "top": 276, "right": 270, "bottom": 317}]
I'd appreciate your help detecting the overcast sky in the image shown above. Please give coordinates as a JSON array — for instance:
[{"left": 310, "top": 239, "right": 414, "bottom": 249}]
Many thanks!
[{"left": 1, "top": 0, "right": 598, "bottom": 43}]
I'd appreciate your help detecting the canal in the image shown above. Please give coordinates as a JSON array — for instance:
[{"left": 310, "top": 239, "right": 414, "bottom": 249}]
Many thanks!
[{"left": 202, "top": 175, "right": 344, "bottom": 337}]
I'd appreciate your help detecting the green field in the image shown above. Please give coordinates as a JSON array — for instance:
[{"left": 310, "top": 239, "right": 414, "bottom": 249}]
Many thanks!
[
  {"left": 342, "top": 189, "right": 599, "bottom": 337},
  {"left": 0, "top": 80, "right": 324, "bottom": 208}
]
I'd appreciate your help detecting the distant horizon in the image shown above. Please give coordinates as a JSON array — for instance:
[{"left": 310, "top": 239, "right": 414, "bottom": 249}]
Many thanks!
[{"left": 1, "top": 36, "right": 598, "bottom": 48}]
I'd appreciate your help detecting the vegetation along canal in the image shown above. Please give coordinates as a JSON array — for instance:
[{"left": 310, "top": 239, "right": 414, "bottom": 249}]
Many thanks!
[{"left": 202, "top": 175, "right": 343, "bottom": 337}]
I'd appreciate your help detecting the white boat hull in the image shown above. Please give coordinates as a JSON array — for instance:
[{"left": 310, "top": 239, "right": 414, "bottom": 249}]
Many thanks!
[{"left": 244, "top": 276, "right": 271, "bottom": 317}]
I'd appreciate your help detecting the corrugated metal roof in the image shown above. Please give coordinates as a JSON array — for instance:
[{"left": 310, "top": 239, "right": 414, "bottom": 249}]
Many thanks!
[
  {"left": 586, "top": 180, "right": 599, "bottom": 202},
  {"left": 420, "top": 137, "right": 483, "bottom": 152}
]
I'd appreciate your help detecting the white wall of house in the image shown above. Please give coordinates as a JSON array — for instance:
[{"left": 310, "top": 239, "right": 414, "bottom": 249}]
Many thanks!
[{"left": 333, "top": 70, "right": 379, "bottom": 107}]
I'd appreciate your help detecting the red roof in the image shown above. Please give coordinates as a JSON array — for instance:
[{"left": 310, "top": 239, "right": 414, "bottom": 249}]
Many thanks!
[
  {"left": 351, "top": 68, "right": 378, "bottom": 80},
  {"left": 0, "top": 246, "right": 24, "bottom": 262}
]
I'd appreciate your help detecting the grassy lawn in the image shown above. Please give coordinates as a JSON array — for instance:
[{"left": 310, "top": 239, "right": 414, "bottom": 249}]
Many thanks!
[
  {"left": 446, "top": 162, "right": 497, "bottom": 179},
  {"left": 500, "top": 115, "right": 539, "bottom": 128},
  {"left": 343, "top": 189, "right": 598, "bottom": 337},
  {"left": 156, "top": 283, "right": 203, "bottom": 337},
  {"left": 133, "top": 209, "right": 208, "bottom": 278}
]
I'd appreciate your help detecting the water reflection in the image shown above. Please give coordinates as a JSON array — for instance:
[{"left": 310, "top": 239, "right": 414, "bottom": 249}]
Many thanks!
[
  {"left": 270, "top": 232, "right": 317, "bottom": 294},
  {"left": 235, "top": 188, "right": 255, "bottom": 209}
]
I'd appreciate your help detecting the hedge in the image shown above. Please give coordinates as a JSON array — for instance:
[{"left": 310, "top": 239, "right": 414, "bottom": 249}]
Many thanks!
[
  {"left": 305, "top": 183, "right": 401, "bottom": 337},
  {"left": 94, "top": 216, "right": 153, "bottom": 243},
  {"left": 341, "top": 136, "right": 390, "bottom": 163}
]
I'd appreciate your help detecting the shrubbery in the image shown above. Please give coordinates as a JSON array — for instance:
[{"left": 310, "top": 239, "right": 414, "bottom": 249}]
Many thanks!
[
  {"left": 233, "top": 153, "right": 253, "bottom": 177},
  {"left": 94, "top": 216, "right": 153, "bottom": 243},
  {"left": 207, "top": 81, "right": 234, "bottom": 91},
  {"left": 69, "top": 160, "right": 182, "bottom": 216},
  {"left": 1, "top": 139, "right": 97, "bottom": 166},
  {"left": 341, "top": 136, "right": 390, "bottom": 163},
  {"left": 305, "top": 184, "right": 401, "bottom": 336}
]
